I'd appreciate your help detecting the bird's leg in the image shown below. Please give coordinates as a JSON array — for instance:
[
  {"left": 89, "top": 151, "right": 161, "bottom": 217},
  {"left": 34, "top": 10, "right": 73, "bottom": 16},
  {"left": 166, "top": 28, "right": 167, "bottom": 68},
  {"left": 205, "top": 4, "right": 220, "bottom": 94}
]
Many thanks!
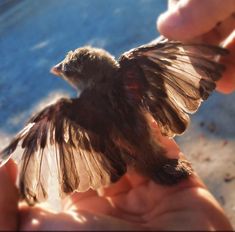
[
  {"left": 132, "top": 133, "right": 193, "bottom": 185},
  {"left": 151, "top": 157, "right": 193, "bottom": 185},
  {"left": 135, "top": 149, "right": 193, "bottom": 185}
]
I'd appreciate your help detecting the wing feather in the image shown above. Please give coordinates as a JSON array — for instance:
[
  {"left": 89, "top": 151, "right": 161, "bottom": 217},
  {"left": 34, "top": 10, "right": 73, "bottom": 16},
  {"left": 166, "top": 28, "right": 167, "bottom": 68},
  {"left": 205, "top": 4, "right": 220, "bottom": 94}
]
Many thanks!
[
  {"left": 0, "top": 98, "right": 127, "bottom": 204},
  {"left": 119, "top": 39, "right": 228, "bottom": 136}
]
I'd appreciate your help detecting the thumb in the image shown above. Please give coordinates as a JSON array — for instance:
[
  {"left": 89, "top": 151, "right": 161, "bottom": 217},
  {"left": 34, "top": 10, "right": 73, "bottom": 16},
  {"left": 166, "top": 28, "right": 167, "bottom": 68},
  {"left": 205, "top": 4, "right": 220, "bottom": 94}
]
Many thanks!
[
  {"left": 0, "top": 159, "right": 19, "bottom": 231},
  {"left": 157, "top": 0, "right": 235, "bottom": 41}
]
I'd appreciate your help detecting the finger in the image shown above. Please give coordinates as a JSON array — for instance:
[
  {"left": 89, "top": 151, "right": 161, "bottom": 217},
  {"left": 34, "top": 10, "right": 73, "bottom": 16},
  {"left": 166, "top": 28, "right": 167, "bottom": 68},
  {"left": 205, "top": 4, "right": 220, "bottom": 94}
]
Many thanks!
[
  {"left": 125, "top": 169, "right": 149, "bottom": 188},
  {"left": 62, "top": 189, "right": 99, "bottom": 211},
  {"left": 217, "top": 30, "right": 235, "bottom": 93},
  {"left": 0, "top": 160, "right": 19, "bottom": 231},
  {"left": 64, "top": 189, "right": 116, "bottom": 215},
  {"left": 20, "top": 206, "right": 143, "bottom": 231},
  {"left": 200, "top": 13, "right": 235, "bottom": 44},
  {"left": 20, "top": 206, "right": 87, "bottom": 230},
  {"left": 5, "top": 159, "right": 18, "bottom": 183},
  {"left": 157, "top": 0, "right": 235, "bottom": 41},
  {"left": 99, "top": 174, "right": 132, "bottom": 197}
]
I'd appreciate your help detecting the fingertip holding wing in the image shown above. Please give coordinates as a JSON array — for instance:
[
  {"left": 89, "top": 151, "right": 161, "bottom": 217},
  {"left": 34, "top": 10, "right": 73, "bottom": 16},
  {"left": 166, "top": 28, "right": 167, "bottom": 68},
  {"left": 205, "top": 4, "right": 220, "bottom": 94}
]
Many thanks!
[
  {"left": 119, "top": 39, "right": 227, "bottom": 137},
  {"left": 157, "top": 0, "right": 235, "bottom": 41}
]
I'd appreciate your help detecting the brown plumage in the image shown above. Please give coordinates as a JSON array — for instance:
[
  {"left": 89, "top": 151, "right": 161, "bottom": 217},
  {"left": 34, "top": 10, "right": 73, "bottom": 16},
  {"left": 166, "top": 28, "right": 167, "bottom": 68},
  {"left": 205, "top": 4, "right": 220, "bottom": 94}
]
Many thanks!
[{"left": 0, "top": 38, "right": 228, "bottom": 205}]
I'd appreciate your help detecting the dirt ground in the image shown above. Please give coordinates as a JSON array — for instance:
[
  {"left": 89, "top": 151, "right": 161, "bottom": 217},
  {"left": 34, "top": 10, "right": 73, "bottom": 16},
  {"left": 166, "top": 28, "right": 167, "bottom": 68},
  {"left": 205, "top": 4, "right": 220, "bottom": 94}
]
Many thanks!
[{"left": 177, "top": 92, "right": 235, "bottom": 228}]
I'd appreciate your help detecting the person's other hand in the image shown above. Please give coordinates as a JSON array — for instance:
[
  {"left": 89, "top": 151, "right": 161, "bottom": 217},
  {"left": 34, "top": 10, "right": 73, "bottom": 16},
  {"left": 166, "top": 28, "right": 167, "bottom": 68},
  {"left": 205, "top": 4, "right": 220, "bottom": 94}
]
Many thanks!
[{"left": 157, "top": 0, "right": 235, "bottom": 94}]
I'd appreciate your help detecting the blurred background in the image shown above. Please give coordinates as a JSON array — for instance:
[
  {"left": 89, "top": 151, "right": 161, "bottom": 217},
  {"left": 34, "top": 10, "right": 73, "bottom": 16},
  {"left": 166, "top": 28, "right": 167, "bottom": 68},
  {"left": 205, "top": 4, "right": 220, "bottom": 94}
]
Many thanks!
[
  {"left": 0, "top": 0, "right": 234, "bottom": 227},
  {"left": 0, "top": 0, "right": 166, "bottom": 133}
]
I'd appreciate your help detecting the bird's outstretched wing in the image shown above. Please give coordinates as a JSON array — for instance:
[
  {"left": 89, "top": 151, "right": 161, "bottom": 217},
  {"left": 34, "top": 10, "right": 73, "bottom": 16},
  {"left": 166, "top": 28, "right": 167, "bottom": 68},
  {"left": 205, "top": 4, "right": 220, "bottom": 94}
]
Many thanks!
[
  {"left": 118, "top": 39, "right": 228, "bottom": 137},
  {"left": 0, "top": 97, "right": 126, "bottom": 204}
]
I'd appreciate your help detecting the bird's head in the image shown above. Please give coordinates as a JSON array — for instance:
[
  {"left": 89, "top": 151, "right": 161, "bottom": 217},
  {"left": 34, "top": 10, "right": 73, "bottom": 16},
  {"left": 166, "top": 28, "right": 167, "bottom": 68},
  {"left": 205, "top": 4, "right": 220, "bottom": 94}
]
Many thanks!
[{"left": 50, "top": 46, "right": 118, "bottom": 91}]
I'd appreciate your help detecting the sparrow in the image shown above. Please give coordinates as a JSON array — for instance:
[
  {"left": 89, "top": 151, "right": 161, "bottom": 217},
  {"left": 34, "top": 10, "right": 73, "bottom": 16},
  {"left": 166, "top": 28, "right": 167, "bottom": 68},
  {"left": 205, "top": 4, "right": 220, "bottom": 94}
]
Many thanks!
[{"left": 0, "top": 38, "right": 227, "bottom": 205}]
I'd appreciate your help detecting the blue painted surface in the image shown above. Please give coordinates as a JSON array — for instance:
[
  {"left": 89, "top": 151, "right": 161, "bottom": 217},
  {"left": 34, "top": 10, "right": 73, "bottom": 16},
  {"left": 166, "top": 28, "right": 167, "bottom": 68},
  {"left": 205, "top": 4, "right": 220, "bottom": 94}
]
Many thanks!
[
  {"left": 0, "top": 0, "right": 166, "bottom": 133},
  {"left": 0, "top": 0, "right": 234, "bottom": 139}
]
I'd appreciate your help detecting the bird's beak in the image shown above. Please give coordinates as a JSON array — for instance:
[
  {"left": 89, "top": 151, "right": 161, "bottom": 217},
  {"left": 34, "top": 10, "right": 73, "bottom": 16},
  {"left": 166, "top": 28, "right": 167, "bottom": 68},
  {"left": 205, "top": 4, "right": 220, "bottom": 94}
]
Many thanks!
[{"left": 50, "top": 63, "right": 63, "bottom": 76}]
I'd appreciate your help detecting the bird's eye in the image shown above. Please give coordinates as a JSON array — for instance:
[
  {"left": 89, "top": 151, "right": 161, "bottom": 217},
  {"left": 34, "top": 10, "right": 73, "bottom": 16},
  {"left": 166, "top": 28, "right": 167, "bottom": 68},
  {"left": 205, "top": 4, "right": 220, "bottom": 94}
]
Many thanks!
[
  {"left": 62, "top": 63, "right": 74, "bottom": 76},
  {"left": 63, "top": 63, "right": 69, "bottom": 72}
]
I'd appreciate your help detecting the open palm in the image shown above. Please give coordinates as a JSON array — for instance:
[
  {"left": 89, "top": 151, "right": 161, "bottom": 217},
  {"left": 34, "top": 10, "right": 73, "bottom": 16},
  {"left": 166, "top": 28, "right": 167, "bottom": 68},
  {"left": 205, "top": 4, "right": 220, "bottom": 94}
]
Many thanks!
[
  {"left": 18, "top": 168, "right": 232, "bottom": 231},
  {"left": 0, "top": 125, "right": 232, "bottom": 231}
]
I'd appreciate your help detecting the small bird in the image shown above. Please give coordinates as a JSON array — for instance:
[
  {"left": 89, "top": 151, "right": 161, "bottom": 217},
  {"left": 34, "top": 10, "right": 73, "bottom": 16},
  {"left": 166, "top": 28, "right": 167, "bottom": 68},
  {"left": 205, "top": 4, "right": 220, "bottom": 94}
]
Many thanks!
[{"left": 0, "top": 38, "right": 227, "bottom": 205}]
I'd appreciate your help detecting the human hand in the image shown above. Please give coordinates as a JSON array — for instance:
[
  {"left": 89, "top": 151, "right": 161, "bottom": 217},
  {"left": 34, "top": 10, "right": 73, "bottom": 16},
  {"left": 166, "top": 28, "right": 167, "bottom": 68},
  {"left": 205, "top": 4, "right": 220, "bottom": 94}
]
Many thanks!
[
  {"left": 0, "top": 159, "right": 18, "bottom": 231},
  {"left": 157, "top": 0, "right": 235, "bottom": 94},
  {"left": 0, "top": 132, "right": 233, "bottom": 231}
]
